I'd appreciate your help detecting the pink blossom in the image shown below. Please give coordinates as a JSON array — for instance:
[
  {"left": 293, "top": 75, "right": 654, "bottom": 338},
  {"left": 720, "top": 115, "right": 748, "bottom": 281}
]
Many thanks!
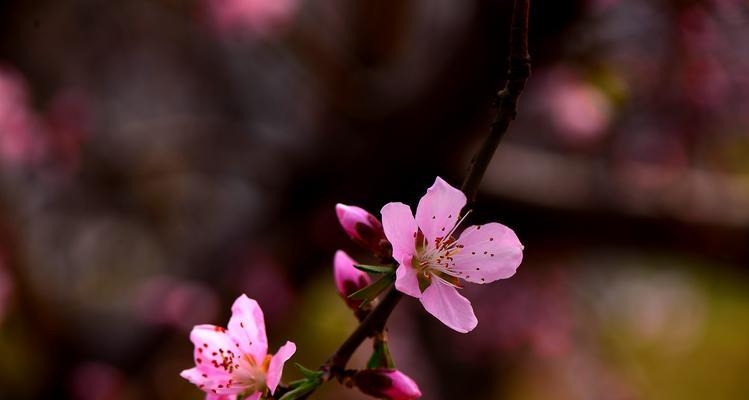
[
  {"left": 180, "top": 294, "right": 296, "bottom": 398},
  {"left": 336, "top": 203, "right": 391, "bottom": 256},
  {"left": 354, "top": 369, "right": 422, "bottom": 400},
  {"left": 0, "top": 66, "right": 44, "bottom": 165},
  {"left": 203, "top": 0, "right": 299, "bottom": 37},
  {"left": 333, "top": 250, "right": 371, "bottom": 309},
  {"left": 547, "top": 74, "right": 612, "bottom": 144},
  {"left": 381, "top": 177, "right": 523, "bottom": 333}
]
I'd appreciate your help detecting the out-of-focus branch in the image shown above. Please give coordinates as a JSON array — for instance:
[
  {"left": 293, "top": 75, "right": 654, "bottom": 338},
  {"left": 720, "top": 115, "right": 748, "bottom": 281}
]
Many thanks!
[{"left": 462, "top": 0, "right": 532, "bottom": 204}]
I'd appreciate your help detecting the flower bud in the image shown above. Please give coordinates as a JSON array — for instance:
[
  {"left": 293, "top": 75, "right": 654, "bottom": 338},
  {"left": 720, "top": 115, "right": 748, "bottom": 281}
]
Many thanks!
[
  {"left": 354, "top": 369, "right": 422, "bottom": 400},
  {"left": 335, "top": 204, "right": 391, "bottom": 256},
  {"left": 334, "top": 250, "right": 371, "bottom": 309}
]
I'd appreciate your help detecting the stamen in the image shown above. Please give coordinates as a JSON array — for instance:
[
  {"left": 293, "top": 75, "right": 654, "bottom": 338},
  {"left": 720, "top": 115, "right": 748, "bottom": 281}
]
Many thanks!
[
  {"left": 443, "top": 210, "right": 472, "bottom": 247},
  {"left": 416, "top": 210, "right": 475, "bottom": 281}
]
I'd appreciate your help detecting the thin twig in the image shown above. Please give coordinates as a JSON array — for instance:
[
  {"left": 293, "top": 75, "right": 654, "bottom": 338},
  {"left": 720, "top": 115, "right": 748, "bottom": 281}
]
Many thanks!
[
  {"left": 323, "top": 288, "right": 403, "bottom": 376},
  {"left": 462, "top": 0, "right": 531, "bottom": 205},
  {"left": 315, "top": 0, "right": 532, "bottom": 390}
]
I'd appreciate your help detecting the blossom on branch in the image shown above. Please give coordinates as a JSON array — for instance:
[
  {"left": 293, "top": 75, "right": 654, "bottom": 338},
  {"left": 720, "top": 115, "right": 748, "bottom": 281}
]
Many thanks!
[
  {"left": 381, "top": 177, "right": 523, "bottom": 333},
  {"left": 181, "top": 294, "right": 296, "bottom": 399},
  {"left": 336, "top": 203, "right": 391, "bottom": 256}
]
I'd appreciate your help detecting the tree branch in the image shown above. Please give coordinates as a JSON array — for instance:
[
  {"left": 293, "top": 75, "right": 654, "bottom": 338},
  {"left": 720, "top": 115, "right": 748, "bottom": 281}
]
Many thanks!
[
  {"left": 323, "top": 287, "right": 403, "bottom": 376},
  {"left": 461, "top": 0, "right": 531, "bottom": 205}
]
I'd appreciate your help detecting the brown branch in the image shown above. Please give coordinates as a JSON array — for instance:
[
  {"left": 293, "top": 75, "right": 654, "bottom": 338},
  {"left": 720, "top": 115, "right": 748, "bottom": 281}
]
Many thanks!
[
  {"left": 314, "top": 0, "right": 532, "bottom": 392},
  {"left": 462, "top": 0, "right": 532, "bottom": 204},
  {"left": 322, "top": 287, "right": 403, "bottom": 376}
]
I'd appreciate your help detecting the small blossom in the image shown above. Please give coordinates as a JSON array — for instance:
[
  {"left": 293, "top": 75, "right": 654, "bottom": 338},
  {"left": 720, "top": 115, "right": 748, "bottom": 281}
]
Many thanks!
[
  {"left": 354, "top": 369, "right": 422, "bottom": 400},
  {"left": 180, "top": 294, "right": 296, "bottom": 399},
  {"left": 336, "top": 203, "right": 391, "bottom": 256},
  {"left": 334, "top": 250, "right": 372, "bottom": 309},
  {"left": 381, "top": 177, "right": 523, "bottom": 333}
]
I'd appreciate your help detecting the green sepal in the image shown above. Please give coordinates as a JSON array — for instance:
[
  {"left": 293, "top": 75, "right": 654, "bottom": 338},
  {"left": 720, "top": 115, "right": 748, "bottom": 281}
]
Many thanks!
[
  {"left": 348, "top": 271, "right": 395, "bottom": 301},
  {"left": 294, "top": 363, "right": 324, "bottom": 380},
  {"left": 277, "top": 379, "right": 321, "bottom": 400},
  {"left": 367, "top": 339, "right": 395, "bottom": 369},
  {"left": 353, "top": 264, "right": 395, "bottom": 274},
  {"left": 285, "top": 378, "right": 309, "bottom": 389}
]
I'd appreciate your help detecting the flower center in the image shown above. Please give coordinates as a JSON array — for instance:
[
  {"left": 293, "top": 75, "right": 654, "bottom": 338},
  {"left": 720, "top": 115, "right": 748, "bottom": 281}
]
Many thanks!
[
  {"left": 232, "top": 353, "right": 272, "bottom": 393},
  {"left": 412, "top": 211, "right": 471, "bottom": 290}
]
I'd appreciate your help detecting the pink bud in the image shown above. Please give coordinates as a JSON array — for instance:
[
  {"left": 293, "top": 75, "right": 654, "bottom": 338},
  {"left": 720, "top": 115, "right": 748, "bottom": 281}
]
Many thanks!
[
  {"left": 334, "top": 250, "right": 371, "bottom": 309},
  {"left": 354, "top": 369, "right": 422, "bottom": 400},
  {"left": 335, "top": 203, "right": 391, "bottom": 256}
]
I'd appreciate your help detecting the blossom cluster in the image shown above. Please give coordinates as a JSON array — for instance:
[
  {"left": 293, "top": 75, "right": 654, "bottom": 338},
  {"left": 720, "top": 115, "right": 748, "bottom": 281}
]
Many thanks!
[{"left": 181, "top": 177, "right": 523, "bottom": 399}]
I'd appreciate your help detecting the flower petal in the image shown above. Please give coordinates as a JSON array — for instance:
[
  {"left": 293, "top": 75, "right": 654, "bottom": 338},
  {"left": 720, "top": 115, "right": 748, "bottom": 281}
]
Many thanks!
[
  {"left": 227, "top": 294, "right": 268, "bottom": 363},
  {"left": 181, "top": 366, "right": 242, "bottom": 396},
  {"left": 335, "top": 204, "right": 386, "bottom": 252},
  {"left": 451, "top": 222, "right": 523, "bottom": 284},
  {"left": 419, "top": 280, "right": 477, "bottom": 333},
  {"left": 415, "top": 177, "right": 466, "bottom": 246},
  {"left": 333, "top": 250, "right": 371, "bottom": 302},
  {"left": 206, "top": 393, "right": 240, "bottom": 400},
  {"left": 395, "top": 261, "right": 422, "bottom": 298},
  {"left": 189, "top": 324, "right": 245, "bottom": 381},
  {"left": 354, "top": 369, "right": 422, "bottom": 400},
  {"left": 266, "top": 341, "right": 296, "bottom": 393},
  {"left": 186, "top": 326, "right": 249, "bottom": 394},
  {"left": 382, "top": 370, "right": 422, "bottom": 400},
  {"left": 381, "top": 202, "right": 418, "bottom": 261}
]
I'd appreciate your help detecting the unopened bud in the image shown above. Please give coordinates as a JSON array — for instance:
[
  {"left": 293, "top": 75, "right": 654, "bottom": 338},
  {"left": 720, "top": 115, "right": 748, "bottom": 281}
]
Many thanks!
[
  {"left": 354, "top": 369, "right": 422, "bottom": 400},
  {"left": 334, "top": 250, "right": 371, "bottom": 309},
  {"left": 335, "top": 204, "right": 391, "bottom": 256}
]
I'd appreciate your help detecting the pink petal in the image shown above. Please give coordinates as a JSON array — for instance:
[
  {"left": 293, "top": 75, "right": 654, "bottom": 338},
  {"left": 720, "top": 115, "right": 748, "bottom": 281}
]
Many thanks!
[
  {"left": 227, "top": 294, "right": 268, "bottom": 363},
  {"left": 354, "top": 369, "right": 422, "bottom": 400},
  {"left": 333, "top": 250, "right": 371, "bottom": 304},
  {"left": 382, "top": 370, "right": 422, "bottom": 400},
  {"left": 335, "top": 204, "right": 387, "bottom": 252},
  {"left": 266, "top": 341, "right": 296, "bottom": 393},
  {"left": 452, "top": 223, "right": 523, "bottom": 284},
  {"left": 414, "top": 177, "right": 466, "bottom": 246},
  {"left": 186, "top": 325, "right": 249, "bottom": 394},
  {"left": 206, "top": 393, "right": 239, "bottom": 400},
  {"left": 395, "top": 261, "right": 421, "bottom": 298},
  {"left": 419, "top": 280, "right": 477, "bottom": 333},
  {"left": 181, "top": 367, "right": 242, "bottom": 396},
  {"left": 381, "top": 202, "right": 418, "bottom": 261}
]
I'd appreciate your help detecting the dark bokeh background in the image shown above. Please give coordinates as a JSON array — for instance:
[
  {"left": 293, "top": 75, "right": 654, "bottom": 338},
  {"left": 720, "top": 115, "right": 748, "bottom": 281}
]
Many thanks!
[{"left": 1, "top": 0, "right": 749, "bottom": 399}]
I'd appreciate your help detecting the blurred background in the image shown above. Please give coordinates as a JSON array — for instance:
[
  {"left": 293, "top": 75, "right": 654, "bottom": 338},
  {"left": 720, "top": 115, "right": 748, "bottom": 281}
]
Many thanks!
[{"left": 1, "top": 0, "right": 749, "bottom": 399}]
